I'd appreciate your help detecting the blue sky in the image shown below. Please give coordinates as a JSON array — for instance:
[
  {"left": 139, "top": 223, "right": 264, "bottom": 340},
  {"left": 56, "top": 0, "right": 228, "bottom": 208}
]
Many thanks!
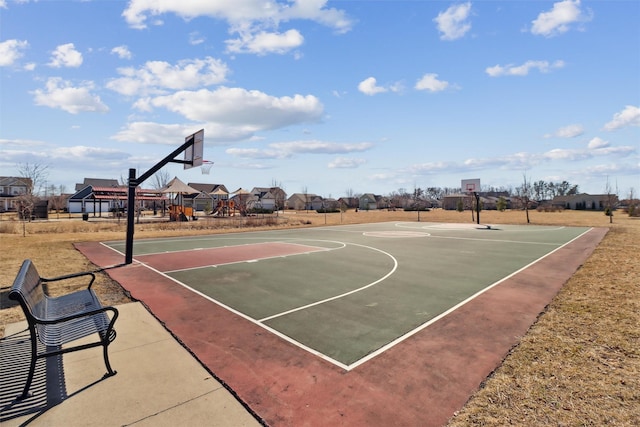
[{"left": 1, "top": 0, "right": 638, "bottom": 198}]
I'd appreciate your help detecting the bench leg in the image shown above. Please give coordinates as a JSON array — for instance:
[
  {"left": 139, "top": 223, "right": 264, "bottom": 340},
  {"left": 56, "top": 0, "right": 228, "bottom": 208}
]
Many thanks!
[
  {"left": 102, "top": 343, "right": 116, "bottom": 378},
  {"left": 18, "top": 338, "right": 38, "bottom": 400}
]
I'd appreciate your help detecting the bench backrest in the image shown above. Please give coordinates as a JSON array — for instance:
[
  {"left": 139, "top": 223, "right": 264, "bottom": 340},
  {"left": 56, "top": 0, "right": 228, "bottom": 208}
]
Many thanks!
[{"left": 9, "top": 259, "right": 47, "bottom": 320}]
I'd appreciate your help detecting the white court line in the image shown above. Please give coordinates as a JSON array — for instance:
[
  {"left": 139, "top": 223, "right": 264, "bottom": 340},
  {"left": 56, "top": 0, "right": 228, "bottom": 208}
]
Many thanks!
[
  {"left": 99, "top": 225, "right": 592, "bottom": 371},
  {"left": 258, "top": 242, "right": 398, "bottom": 322},
  {"left": 163, "top": 244, "right": 341, "bottom": 274},
  {"left": 346, "top": 227, "right": 594, "bottom": 370},
  {"left": 133, "top": 250, "right": 354, "bottom": 370}
]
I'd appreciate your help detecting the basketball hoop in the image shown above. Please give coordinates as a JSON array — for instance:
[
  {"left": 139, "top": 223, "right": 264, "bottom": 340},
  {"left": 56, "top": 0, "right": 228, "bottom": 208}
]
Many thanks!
[{"left": 200, "top": 160, "right": 214, "bottom": 175}]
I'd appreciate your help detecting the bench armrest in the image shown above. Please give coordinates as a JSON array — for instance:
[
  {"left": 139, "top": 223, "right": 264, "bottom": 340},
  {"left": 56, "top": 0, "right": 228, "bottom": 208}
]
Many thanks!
[
  {"left": 36, "top": 305, "right": 119, "bottom": 325},
  {"left": 40, "top": 270, "right": 96, "bottom": 290}
]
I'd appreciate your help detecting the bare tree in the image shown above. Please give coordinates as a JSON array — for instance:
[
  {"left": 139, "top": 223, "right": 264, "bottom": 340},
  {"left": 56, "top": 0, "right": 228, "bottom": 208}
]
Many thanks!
[
  {"left": 515, "top": 172, "right": 532, "bottom": 223},
  {"left": 49, "top": 184, "right": 68, "bottom": 218},
  {"left": 151, "top": 168, "right": 172, "bottom": 190},
  {"left": 15, "top": 162, "right": 49, "bottom": 234},
  {"left": 17, "top": 162, "right": 49, "bottom": 196},
  {"left": 604, "top": 176, "right": 617, "bottom": 224}
]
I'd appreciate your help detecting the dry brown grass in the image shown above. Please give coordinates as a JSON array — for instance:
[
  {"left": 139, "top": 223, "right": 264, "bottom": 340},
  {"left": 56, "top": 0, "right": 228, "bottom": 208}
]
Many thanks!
[{"left": 1, "top": 209, "right": 638, "bottom": 425}]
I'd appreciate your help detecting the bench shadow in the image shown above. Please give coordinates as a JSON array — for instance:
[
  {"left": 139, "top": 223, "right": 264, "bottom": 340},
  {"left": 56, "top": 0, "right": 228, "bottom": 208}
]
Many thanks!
[
  {"left": 0, "top": 330, "right": 66, "bottom": 423},
  {"left": 0, "top": 331, "right": 109, "bottom": 425}
]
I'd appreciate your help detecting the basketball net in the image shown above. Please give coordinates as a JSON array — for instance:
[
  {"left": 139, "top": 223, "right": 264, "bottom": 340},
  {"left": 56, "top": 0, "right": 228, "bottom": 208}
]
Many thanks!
[{"left": 201, "top": 161, "right": 214, "bottom": 175}]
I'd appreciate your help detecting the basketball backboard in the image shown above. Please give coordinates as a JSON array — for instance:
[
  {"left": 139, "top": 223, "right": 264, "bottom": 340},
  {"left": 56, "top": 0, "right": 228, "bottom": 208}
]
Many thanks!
[
  {"left": 183, "top": 129, "right": 204, "bottom": 169},
  {"left": 461, "top": 178, "right": 481, "bottom": 193}
]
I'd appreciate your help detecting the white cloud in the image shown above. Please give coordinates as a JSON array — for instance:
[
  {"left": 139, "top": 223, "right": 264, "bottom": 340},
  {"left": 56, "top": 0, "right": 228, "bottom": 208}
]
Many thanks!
[
  {"left": 106, "top": 57, "right": 229, "bottom": 96},
  {"left": 486, "top": 60, "right": 565, "bottom": 77},
  {"left": 358, "top": 77, "right": 387, "bottom": 95},
  {"left": 328, "top": 157, "right": 366, "bottom": 169},
  {"left": 0, "top": 138, "right": 48, "bottom": 148},
  {"left": 544, "top": 144, "right": 635, "bottom": 161},
  {"left": 112, "top": 122, "right": 205, "bottom": 145},
  {"left": 270, "top": 140, "right": 373, "bottom": 154},
  {"left": 0, "top": 39, "right": 29, "bottom": 67},
  {"left": 531, "top": 0, "right": 592, "bottom": 37},
  {"left": 113, "top": 88, "right": 324, "bottom": 144},
  {"left": 408, "top": 162, "right": 454, "bottom": 174},
  {"left": 587, "top": 137, "right": 609, "bottom": 150},
  {"left": 189, "top": 32, "right": 205, "bottom": 45},
  {"left": 226, "top": 29, "right": 304, "bottom": 55},
  {"left": 32, "top": 77, "right": 109, "bottom": 114},
  {"left": 545, "top": 123, "right": 584, "bottom": 138},
  {"left": 603, "top": 105, "right": 640, "bottom": 131},
  {"left": 147, "top": 87, "right": 323, "bottom": 129},
  {"left": 226, "top": 147, "right": 286, "bottom": 159},
  {"left": 48, "top": 43, "right": 83, "bottom": 68},
  {"left": 50, "top": 145, "right": 129, "bottom": 161},
  {"left": 227, "top": 141, "right": 372, "bottom": 160},
  {"left": 111, "top": 45, "right": 132, "bottom": 59},
  {"left": 434, "top": 2, "right": 472, "bottom": 41},
  {"left": 415, "top": 74, "right": 449, "bottom": 92},
  {"left": 122, "top": 0, "right": 352, "bottom": 56}
]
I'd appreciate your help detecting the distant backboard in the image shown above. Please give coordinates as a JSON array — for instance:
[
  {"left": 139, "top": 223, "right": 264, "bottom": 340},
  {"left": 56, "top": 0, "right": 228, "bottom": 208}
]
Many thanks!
[
  {"left": 183, "top": 129, "right": 204, "bottom": 170},
  {"left": 461, "top": 178, "right": 481, "bottom": 193}
]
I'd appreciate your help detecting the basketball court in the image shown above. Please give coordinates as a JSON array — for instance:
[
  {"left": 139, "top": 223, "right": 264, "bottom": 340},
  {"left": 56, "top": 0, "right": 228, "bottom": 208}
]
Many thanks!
[{"left": 77, "top": 221, "right": 607, "bottom": 426}]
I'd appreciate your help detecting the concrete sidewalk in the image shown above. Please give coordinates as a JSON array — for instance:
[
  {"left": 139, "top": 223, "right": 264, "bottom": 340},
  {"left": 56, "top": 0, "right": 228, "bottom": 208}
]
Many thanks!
[{"left": 0, "top": 302, "right": 262, "bottom": 427}]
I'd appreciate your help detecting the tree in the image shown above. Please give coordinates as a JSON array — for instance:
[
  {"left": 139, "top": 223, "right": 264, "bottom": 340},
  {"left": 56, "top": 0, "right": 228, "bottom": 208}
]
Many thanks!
[
  {"left": 151, "top": 168, "right": 171, "bottom": 190},
  {"left": 497, "top": 196, "right": 507, "bottom": 212},
  {"left": 17, "top": 162, "right": 49, "bottom": 196},
  {"left": 604, "top": 177, "right": 617, "bottom": 223},
  {"left": 627, "top": 188, "right": 638, "bottom": 217},
  {"left": 15, "top": 162, "right": 48, "bottom": 234},
  {"left": 49, "top": 184, "right": 68, "bottom": 218},
  {"left": 515, "top": 172, "right": 532, "bottom": 223},
  {"left": 271, "top": 179, "right": 285, "bottom": 214}
]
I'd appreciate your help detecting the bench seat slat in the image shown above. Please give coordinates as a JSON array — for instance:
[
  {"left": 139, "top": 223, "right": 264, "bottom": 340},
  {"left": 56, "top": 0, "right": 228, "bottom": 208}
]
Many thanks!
[{"left": 37, "top": 289, "right": 113, "bottom": 347}]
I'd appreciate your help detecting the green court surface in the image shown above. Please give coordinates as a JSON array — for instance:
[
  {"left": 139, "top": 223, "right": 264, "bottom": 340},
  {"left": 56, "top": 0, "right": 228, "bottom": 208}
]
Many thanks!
[{"left": 104, "top": 222, "right": 590, "bottom": 369}]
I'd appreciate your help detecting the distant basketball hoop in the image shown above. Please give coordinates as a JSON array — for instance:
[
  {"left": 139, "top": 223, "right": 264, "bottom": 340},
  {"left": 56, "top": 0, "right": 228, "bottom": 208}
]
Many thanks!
[
  {"left": 200, "top": 161, "right": 214, "bottom": 175},
  {"left": 461, "top": 178, "right": 481, "bottom": 194}
]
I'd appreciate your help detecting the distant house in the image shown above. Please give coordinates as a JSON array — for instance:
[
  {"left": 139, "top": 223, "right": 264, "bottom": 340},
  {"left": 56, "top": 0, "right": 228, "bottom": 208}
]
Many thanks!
[
  {"left": 338, "top": 197, "right": 359, "bottom": 209},
  {"left": 358, "top": 194, "right": 389, "bottom": 210},
  {"left": 75, "top": 178, "right": 120, "bottom": 192},
  {"left": 442, "top": 194, "right": 472, "bottom": 210},
  {"left": 552, "top": 193, "right": 618, "bottom": 210},
  {"left": 0, "top": 176, "right": 32, "bottom": 212},
  {"left": 184, "top": 183, "right": 229, "bottom": 212},
  {"left": 250, "top": 187, "right": 287, "bottom": 211},
  {"left": 287, "top": 193, "right": 318, "bottom": 210}
]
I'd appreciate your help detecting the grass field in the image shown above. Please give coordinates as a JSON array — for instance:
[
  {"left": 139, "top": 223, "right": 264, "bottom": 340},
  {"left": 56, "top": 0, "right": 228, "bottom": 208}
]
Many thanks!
[{"left": 1, "top": 208, "right": 638, "bottom": 425}]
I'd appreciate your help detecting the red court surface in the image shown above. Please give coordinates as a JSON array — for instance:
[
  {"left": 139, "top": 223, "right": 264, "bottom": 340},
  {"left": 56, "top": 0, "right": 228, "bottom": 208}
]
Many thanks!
[
  {"left": 77, "top": 226, "right": 607, "bottom": 426},
  {"left": 136, "top": 242, "right": 326, "bottom": 272}
]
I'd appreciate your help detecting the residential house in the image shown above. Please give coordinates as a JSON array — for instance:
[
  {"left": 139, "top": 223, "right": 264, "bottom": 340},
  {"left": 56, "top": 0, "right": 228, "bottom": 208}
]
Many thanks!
[
  {"left": 0, "top": 176, "right": 32, "bottom": 212},
  {"left": 358, "top": 193, "right": 389, "bottom": 210},
  {"left": 552, "top": 193, "right": 618, "bottom": 211},
  {"left": 75, "top": 178, "right": 120, "bottom": 192},
  {"left": 338, "top": 197, "right": 359, "bottom": 209},
  {"left": 442, "top": 194, "right": 472, "bottom": 210},
  {"left": 184, "top": 183, "right": 229, "bottom": 212},
  {"left": 250, "top": 187, "right": 287, "bottom": 211},
  {"left": 287, "top": 193, "right": 318, "bottom": 210}
]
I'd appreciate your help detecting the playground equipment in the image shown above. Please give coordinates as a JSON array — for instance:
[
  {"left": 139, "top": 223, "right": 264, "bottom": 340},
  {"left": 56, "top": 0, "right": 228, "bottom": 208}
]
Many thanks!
[{"left": 169, "top": 204, "right": 194, "bottom": 221}]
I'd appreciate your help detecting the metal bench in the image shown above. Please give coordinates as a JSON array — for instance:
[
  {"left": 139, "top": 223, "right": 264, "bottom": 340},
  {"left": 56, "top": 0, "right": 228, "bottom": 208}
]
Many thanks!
[{"left": 8, "top": 259, "right": 119, "bottom": 399}]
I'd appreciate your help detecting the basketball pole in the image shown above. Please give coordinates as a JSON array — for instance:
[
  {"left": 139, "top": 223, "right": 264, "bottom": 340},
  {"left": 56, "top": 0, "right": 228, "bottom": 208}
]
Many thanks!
[
  {"left": 125, "top": 134, "right": 197, "bottom": 264},
  {"left": 474, "top": 191, "right": 481, "bottom": 225}
]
